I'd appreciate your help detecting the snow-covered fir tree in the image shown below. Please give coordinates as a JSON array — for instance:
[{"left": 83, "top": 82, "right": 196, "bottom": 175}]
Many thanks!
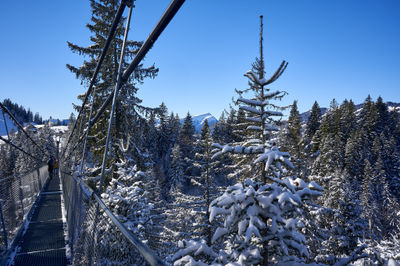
[
  {"left": 281, "top": 100, "right": 302, "bottom": 174},
  {"left": 178, "top": 112, "right": 196, "bottom": 182},
  {"left": 193, "top": 120, "right": 216, "bottom": 244},
  {"left": 170, "top": 143, "right": 185, "bottom": 192},
  {"left": 173, "top": 16, "right": 323, "bottom": 265}
]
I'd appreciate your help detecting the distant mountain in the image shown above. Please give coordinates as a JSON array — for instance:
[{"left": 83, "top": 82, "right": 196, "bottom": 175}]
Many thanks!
[
  {"left": 155, "top": 113, "right": 218, "bottom": 133},
  {"left": 299, "top": 107, "right": 328, "bottom": 123},
  {"left": 187, "top": 113, "right": 218, "bottom": 133}
]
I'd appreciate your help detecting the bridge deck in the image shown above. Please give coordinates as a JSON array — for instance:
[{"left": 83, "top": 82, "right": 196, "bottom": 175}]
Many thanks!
[{"left": 12, "top": 175, "right": 67, "bottom": 265}]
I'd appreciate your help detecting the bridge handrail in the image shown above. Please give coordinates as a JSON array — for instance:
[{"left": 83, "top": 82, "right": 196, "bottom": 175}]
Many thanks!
[
  {"left": 0, "top": 165, "right": 49, "bottom": 259},
  {"left": 60, "top": 169, "right": 166, "bottom": 265}
]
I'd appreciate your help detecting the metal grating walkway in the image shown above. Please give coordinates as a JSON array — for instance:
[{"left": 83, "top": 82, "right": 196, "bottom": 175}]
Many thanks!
[{"left": 12, "top": 175, "right": 67, "bottom": 266}]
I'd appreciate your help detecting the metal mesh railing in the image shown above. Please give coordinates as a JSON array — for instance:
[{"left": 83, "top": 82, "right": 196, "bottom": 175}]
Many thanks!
[
  {"left": 0, "top": 165, "right": 48, "bottom": 253},
  {"left": 60, "top": 169, "right": 165, "bottom": 265}
]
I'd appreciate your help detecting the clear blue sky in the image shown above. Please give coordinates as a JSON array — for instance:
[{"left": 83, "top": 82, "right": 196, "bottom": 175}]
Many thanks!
[{"left": 0, "top": 0, "right": 399, "bottom": 120}]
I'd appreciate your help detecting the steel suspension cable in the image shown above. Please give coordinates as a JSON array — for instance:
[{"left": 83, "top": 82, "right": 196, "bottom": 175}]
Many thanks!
[
  {"left": 0, "top": 102, "right": 49, "bottom": 158},
  {"left": 121, "top": 0, "right": 185, "bottom": 83},
  {"left": 0, "top": 135, "right": 43, "bottom": 162},
  {"left": 61, "top": 1, "right": 128, "bottom": 159}
]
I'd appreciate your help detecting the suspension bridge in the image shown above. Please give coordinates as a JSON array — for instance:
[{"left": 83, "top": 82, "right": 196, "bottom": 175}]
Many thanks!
[{"left": 0, "top": 0, "right": 185, "bottom": 265}]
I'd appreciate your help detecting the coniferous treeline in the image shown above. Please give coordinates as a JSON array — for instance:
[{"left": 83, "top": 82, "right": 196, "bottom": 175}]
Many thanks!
[
  {"left": 279, "top": 96, "right": 400, "bottom": 262},
  {"left": 2, "top": 98, "right": 43, "bottom": 124}
]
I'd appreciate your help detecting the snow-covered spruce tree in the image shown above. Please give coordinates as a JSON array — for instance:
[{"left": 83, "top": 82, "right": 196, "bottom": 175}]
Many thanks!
[
  {"left": 155, "top": 102, "right": 171, "bottom": 181},
  {"left": 340, "top": 99, "right": 357, "bottom": 140},
  {"left": 221, "top": 108, "right": 251, "bottom": 182},
  {"left": 359, "top": 95, "right": 378, "bottom": 142},
  {"left": 224, "top": 108, "right": 250, "bottom": 181},
  {"left": 154, "top": 104, "right": 181, "bottom": 197},
  {"left": 173, "top": 177, "right": 324, "bottom": 265},
  {"left": 172, "top": 16, "right": 323, "bottom": 266},
  {"left": 314, "top": 172, "right": 365, "bottom": 261},
  {"left": 97, "top": 163, "right": 156, "bottom": 265},
  {"left": 299, "top": 101, "right": 321, "bottom": 180},
  {"left": 344, "top": 128, "right": 368, "bottom": 179},
  {"left": 304, "top": 101, "right": 321, "bottom": 144},
  {"left": 382, "top": 135, "right": 400, "bottom": 196},
  {"left": 170, "top": 143, "right": 185, "bottom": 192},
  {"left": 381, "top": 181, "right": 400, "bottom": 237},
  {"left": 361, "top": 159, "right": 380, "bottom": 241},
  {"left": 211, "top": 112, "right": 235, "bottom": 183},
  {"left": 281, "top": 100, "right": 302, "bottom": 174},
  {"left": 212, "top": 111, "right": 235, "bottom": 146},
  {"left": 37, "top": 124, "right": 56, "bottom": 157},
  {"left": 142, "top": 111, "right": 158, "bottom": 164},
  {"left": 178, "top": 112, "right": 196, "bottom": 183},
  {"left": 224, "top": 17, "right": 289, "bottom": 184},
  {"left": 0, "top": 143, "right": 15, "bottom": 178},
  {"left": 311, "top": 99, "right": 347, "bottom": 177},
  {"left": 67, "top": 0, "right": 158, "bottom": 182},
  {"left": 392, "top": 109, "right": 400, "bottom": 146},
  {"left": 192, "top": 120, "right": 216, "bottom": 245},
  {"left": 14, "top": 130, "right": 37, "bottom": 174}
]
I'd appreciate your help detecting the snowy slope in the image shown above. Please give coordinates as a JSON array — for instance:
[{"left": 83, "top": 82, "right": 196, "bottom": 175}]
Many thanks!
[{"left": 0, "top": 110, "right": 18, "bottom": 136}]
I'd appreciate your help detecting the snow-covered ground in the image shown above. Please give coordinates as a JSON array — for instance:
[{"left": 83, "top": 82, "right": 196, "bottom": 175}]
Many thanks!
[{"left": 50, "top": 125, "right": 68, "bottom": 134}]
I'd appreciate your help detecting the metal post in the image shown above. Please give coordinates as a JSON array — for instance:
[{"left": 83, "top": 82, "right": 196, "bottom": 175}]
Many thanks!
[
  {"left": 17, "top": 173, "right": 25, "bottom": 219},
  {"left": 56, "top": 138, "right": 60, "bottom": 160},
  {"left": 37, "top": 168, "right": 42, "bottom": 190},
  {"left": 72, "top": 114, "right": 86, "bottom": 173},
  {"left": 79, "top": 86, "right": 98, "bottom": 177},
  {"left": 0, "top": 200, "right": 9, "bottom": 249},
  {"left": 56, "top": 137, "right": 60, "bottom": 178},
  {"left": 25, "top": 139, "right": 39, "bottom": 196},
  {"left": 98, "top": 5, "right": 133, "bottom": 194}
]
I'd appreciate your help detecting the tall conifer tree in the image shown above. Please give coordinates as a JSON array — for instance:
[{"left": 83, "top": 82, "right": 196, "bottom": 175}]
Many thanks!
[
  {"left": 282, "top": 100, "right": 301, "bottom": 170},
  {"left": 67, "top": 0, "right": 158, "bottom": 170}
]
